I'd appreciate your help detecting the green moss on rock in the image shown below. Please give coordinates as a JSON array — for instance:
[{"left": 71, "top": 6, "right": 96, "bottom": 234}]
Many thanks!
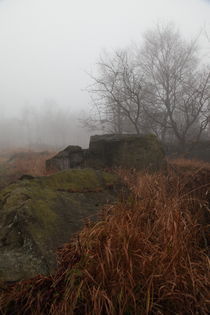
[{"left": 0, "top": 169, "right": 119, "bottom": 281}]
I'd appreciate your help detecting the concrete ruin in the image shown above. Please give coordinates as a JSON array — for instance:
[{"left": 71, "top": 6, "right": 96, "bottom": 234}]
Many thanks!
[{"left": 46, "top": 134, "right": 165, "bottom": 172}]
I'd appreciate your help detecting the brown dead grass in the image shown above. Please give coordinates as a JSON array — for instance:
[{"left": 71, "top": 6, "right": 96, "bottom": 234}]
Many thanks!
[
  {"left": 0, "top": 159, "right": 209, "bottom": 314},
  {"left": 0, "top": 150, "right": 57, "bottom": 179},
  {"left": 10, "top": 152, "right": 57, "bottom": 176},
  {"left": 168, "top": 157, "right": 210, "bottom": 170},
  {"left": 0, "top": 150, "right": 57, "bottom": 190}
]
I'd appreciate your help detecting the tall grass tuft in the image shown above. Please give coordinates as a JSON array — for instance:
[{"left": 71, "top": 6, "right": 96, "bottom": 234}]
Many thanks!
[{"left": 0, "top": 159, "right": 209, "bottom": 314}]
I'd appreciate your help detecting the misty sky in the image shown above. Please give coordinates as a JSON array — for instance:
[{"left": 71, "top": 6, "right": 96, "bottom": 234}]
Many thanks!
[{"left": 0, "top": 0, "right": 210, "bottom": 118}]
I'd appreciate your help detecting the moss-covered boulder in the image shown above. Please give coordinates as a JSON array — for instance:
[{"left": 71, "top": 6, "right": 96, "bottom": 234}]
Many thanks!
[{"left": 0, "top": 169, "right": 119, "bottom": 282}]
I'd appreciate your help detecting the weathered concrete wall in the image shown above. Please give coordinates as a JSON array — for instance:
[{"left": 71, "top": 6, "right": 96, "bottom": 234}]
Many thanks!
[
  {"left": 46, "top": 145, "right": 84, "bottom": 171},
  {"left": 86, "top": 134, "right": 165, "bottom": 171},
  {"left": 46, "top": 134, "right": 165, "bottom": 172}
]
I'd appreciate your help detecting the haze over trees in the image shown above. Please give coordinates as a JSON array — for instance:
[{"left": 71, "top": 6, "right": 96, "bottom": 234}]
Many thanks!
[
  {"left": 0, "top": 101, "right": 91, "bottom": 150},
  {"left": 86, "top": 24, "right": 210, "bottom": 151}
]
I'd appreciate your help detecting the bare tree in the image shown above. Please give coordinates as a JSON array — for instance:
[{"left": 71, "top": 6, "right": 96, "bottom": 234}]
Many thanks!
[
  {"left": 85, "top": 23, "right": 209, "bottom": 151},
  {"left": 87, "top": 50, "right": 148, "bottom": 134},
  {"left": 139, "top": 23, "right": 210, "bottom": 150}
]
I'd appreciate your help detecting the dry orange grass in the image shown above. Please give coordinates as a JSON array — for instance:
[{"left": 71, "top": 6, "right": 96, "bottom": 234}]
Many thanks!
[
  {"left": 10, "top": 151, "right": 57, "bottom": 176},
  {"left": 168, "top": 157, "right": 210, "bottom": 170},
  {"left": 0, "top": 150, "right": 57, "bottom": 190},
  {"left": 0, "top": 162, "right": 209, "bottom": 314}
]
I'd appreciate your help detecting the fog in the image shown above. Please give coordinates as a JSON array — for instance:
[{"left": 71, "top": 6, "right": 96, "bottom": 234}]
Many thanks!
[
  {"left": 0, "top": 100, "right": 91, "bottom": 149},
  {"left": 0, "top": 0, "right": 209, "bottom": 149}
]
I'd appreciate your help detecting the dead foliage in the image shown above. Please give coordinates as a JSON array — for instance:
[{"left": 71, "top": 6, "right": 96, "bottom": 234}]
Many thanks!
[
  {"left": 8, "top": 151, "right": 57, "bottom": 177},
  {"left": 0, "top": 150, "right": 57, "bottom": 189},
  {"left": 0, "top": 159, "right": 209, "bottom": 314}
]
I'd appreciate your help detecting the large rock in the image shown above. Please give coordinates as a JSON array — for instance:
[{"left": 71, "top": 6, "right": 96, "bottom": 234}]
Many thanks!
[
  {"left": 46, "top": 134, "right": 165, "bottom": 171},
  {"left": 0, "top": 169, "right": 119, "bottom": 282}
]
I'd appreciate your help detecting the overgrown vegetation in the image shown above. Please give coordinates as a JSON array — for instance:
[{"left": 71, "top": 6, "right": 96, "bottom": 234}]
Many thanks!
[
  {"left": 0, "top": 158, "right": 209, "bottom": 314},
  {"left": 0, "top": 150, "right": 57, "bottom": 190}
]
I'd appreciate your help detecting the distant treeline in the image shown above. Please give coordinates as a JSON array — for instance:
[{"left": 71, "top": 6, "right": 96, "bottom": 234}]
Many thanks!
[{"left": 0, "top": 102, "right": 91, "bottom": 150}]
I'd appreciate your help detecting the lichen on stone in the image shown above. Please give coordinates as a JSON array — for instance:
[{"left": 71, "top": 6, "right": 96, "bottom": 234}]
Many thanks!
[{"left": 0, "top": 168, "right": 119, "bottom": 281}]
